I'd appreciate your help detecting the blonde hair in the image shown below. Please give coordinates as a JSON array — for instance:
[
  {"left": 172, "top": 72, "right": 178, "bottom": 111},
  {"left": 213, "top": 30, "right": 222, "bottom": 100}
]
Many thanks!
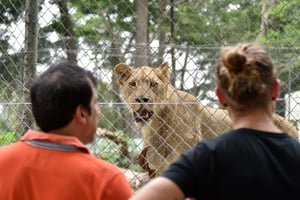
[{"left": 216, "top": 42, "right": 277, "bottom": 108}]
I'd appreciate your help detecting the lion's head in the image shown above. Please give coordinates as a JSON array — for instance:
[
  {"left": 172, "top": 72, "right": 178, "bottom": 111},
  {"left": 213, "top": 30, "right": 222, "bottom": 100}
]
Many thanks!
[{"left": 114, "top": 62, "right": 170, "bottom": 124}]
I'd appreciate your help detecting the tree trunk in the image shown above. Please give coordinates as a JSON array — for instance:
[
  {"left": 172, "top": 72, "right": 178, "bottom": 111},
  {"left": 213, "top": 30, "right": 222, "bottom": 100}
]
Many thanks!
[
  {"left": 22, "top": 0, "right": 39, "bottom": 135},
  {"left": 258, "top": 0, "right": 279, "bottom": 39},
  {"left": 258, "top": 0, "right": 268, "bottom": 38},
  {"left": 170, "top": 0, "right": 176, "bottom": 85},
  {"left": 135, "top": 0, "right": 148, "bottom": 66},
  {"left": 57, "top": 0, "right": 78, "bottom": 63},
  {"left": 157, "top": 0, "right": 168, "bottom": 66}
]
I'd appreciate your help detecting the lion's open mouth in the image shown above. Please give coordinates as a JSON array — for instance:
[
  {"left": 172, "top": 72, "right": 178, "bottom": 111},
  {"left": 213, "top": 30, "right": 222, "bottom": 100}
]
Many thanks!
[{"left": 133, "top": 107, "right": 154, "bottom": 122}]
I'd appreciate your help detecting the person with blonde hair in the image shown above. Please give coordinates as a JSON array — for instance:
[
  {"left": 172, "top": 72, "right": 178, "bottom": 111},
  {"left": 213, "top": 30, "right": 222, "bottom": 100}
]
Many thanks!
[{"left": 130, "top": 42, "right": 300, "bottom": 200}]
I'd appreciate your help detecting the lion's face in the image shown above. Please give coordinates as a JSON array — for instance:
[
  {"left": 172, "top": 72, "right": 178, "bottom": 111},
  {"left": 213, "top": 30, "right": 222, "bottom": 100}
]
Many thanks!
[{"left": 114, "top": 62, "right": 170, "bottom": 124}]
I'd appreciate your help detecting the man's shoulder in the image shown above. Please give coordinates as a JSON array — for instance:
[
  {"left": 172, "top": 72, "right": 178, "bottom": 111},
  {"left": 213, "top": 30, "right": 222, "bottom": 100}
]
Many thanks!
[
  {"left": 77, "top": 153, "right": 123, "bottom": 175},
  {"left": 0, "top": 142, "right": 22, "bottom": 153}
]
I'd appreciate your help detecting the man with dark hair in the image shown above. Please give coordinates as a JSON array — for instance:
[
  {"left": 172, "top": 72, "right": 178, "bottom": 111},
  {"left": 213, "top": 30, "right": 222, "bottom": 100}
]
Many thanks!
[{"left": 0, "top": 62, "right": 133, "bottom": 200}]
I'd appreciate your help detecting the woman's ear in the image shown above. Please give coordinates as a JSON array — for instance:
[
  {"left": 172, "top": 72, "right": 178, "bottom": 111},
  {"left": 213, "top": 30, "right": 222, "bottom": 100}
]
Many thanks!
[
  {"left": 271, "top": 79, "right": 280, "bottom": 100},
  {"left": 215, "top": 87, "right": 227, "bottom": 107}
]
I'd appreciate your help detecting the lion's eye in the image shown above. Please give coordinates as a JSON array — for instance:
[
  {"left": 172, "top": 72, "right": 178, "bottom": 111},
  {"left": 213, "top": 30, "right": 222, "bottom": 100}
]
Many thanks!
[
  {"left": 129, "top": 82, "right": 136, "bottom": 88},
  {"left": 150, "top": 81, "right": 158, "bottom": 88}
]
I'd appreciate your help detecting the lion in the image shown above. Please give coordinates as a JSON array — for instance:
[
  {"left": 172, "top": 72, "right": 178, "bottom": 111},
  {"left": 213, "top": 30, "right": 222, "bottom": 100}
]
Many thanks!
[{"left": 114, "top": 62, "right": 299, "bottom": 177}]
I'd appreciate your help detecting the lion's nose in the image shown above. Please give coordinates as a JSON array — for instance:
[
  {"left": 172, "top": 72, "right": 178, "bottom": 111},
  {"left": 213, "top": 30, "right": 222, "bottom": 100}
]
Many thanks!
[{"left": 135, "top": 97, "right": 149, "bottom": 103}]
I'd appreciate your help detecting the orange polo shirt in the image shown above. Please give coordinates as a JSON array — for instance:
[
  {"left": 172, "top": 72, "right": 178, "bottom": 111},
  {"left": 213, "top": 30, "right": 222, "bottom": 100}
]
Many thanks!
[{"left": 0, "top": 130, "right": 133, "bottom": 200}]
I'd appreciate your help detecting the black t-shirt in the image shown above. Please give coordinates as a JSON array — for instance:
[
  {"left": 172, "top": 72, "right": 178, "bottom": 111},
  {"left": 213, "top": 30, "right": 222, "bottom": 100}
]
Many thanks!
[{"left": 162, "top": 128, "right": 300, "bottom": 200}]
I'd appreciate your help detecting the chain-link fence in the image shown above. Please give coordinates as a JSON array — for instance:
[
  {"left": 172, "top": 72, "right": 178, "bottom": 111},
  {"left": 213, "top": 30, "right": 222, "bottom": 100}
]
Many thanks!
[{"left": 1, "top": 0, "right": 300, "bottom": 188}]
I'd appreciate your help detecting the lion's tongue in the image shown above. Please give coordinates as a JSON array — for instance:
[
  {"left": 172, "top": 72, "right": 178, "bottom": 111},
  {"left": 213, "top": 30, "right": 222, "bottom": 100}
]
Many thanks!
[
  {"left": 138, "top": 108, "right": 149, "bottom": 117},
  {"left": 134, "top": 108, "right": 153, "bottom": 122}
]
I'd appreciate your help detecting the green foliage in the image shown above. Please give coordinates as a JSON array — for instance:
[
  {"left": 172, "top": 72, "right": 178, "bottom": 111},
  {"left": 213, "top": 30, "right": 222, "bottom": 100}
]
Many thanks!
[
  {"left": 174, "top": 0, "right": 261, "bottom": 45},
  {"left": 288, "top": 119, "right": 299, "bottom": 130},
  {"left": 278, "top": 57, "right": 300, "bottom": 92},
  {"left": 0, "top": 0, "right": 24, "bottom": 96},
  {"left": 0, "top": 0, "right": 25, "bottom": 23},
  {"left": 70, "top": 0, "right": 135, "bottom": 43},
  {"left": 49, "top": 20, "right": 66, "bottom": 35},
  {"left": 260, "top": 0, "right": 300, "bottom": 116},
  {"left": 0, "top": 132, "right": 17, "bottom": 146},
  {"left": 0, "top": 103, "right": 24, "bottom": 135},
  {"left": 162, "top": 0, "right": 264, "bottom": 99},
  {"left": 96, "top": 81, "right": 125, "bottom": 130},
  {"left": 0, "top": 53, "right": 22, "bottom": 87},
  {"left": 267, "top": 0, "right": 300, "bottom": 46},
  {"left": 88, "top": 130, "right": 143, "bottom": 171}
]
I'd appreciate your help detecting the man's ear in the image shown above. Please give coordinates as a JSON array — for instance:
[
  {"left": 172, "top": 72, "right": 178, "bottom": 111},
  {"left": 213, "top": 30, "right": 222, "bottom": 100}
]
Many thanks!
[
  {"left": 215, "top": 87, "right": 227, "bottom": 107},
  {"left": 74, "top": 105, "right": 87, "bottom": 124},
  {"left": 271, "top": 79, "right": 280, "bottom": 100}
]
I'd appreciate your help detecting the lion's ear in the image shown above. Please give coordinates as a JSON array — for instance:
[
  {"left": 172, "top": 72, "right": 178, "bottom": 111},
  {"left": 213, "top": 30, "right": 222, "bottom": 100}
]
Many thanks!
[
  {"left": 158, "top": 62, "right": 170, "bottom": 81},
  {"left": 114, "top": 63, "right": 133, "bottom": 85}
]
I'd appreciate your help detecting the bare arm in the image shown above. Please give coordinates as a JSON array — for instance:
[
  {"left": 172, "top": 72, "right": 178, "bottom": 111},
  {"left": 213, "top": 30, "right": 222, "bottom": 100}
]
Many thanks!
[{"left": 130, "top": 177, "right": 185, "bottom": 200}]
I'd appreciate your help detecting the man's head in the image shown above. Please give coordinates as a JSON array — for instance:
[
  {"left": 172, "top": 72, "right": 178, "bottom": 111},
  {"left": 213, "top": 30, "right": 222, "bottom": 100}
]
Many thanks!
[{"left": 30, "top": 61, "right": 100, "bottom": 144}]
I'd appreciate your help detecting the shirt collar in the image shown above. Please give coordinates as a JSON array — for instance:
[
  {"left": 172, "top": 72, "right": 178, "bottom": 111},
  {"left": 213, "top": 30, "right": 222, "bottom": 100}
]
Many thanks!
[{"left": 21, "top": 129, "right": 89, "bottom": 152}]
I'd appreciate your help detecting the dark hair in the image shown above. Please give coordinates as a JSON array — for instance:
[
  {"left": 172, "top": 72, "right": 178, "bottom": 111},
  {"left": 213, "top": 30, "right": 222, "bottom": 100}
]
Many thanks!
[
  {"left": 30, "top": 61, "right": 97, "bottom": 132},
  {"left": 216, "top": 42, "right": 277, "bottom": 109}
]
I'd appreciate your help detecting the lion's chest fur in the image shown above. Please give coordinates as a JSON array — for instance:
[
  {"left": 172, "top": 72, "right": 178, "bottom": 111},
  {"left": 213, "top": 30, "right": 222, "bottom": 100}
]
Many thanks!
[{"left": 138, "top": 89, "right": 203, "bottom": 172}]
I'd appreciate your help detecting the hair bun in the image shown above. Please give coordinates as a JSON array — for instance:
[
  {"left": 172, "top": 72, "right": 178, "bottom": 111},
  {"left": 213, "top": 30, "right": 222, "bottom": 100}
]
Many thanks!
[
  {"left": 216, "top": 42, "right": 276, "bottom": 106},
  {"left": 221, "top": 47, "right": 247, "bottom": 74}
]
